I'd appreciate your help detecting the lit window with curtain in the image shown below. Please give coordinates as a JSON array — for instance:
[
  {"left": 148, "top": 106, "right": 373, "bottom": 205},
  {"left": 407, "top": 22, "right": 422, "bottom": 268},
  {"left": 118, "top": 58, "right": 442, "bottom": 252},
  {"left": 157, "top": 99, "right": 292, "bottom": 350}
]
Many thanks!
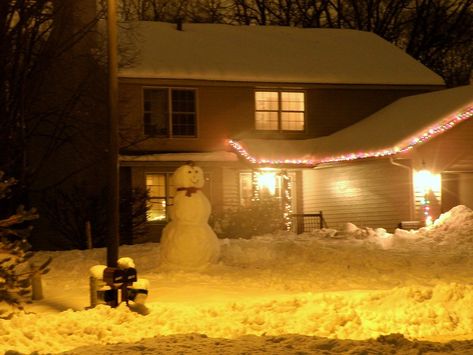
[{"left": 255, "top": 90, "right": 305, "bottom": 131}]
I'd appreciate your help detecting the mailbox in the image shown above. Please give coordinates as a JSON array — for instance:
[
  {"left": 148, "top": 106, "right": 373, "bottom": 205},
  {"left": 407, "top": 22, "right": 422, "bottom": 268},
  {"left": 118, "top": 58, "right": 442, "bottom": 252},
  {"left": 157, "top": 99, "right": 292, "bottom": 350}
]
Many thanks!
[
  {"left": 103, "top": 267, "right": 125, "bottom": 284},
  {"left": 123, "top": 268, "right": 137, "bottom": 284},
  {"left": 89, "top": 258, "right": 148, "bottom": 309}
]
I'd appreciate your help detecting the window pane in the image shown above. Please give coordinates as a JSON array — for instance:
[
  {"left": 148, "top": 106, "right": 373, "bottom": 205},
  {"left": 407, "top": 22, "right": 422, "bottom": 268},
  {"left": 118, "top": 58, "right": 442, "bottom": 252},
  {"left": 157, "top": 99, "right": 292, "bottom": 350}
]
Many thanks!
[
  {"left": 147, "top": 198, "right": 167, "bottom": 221},
  {"left": 172, "top": 113, "right": 196, "bottom": 136},
  {"left": 146, "top": 174, "right": 166, "bottom": 197},
  {"left": 281, "top": 112, "right": 304, "bottom": 131},
  {"left": 146, "top": 174, "right": 168, "bottom": 221},
  {"left": 255, "top": 91, "right": 278, "bottom": 111},
  {"left": 144, "top": 89, "right": 168, "bottom": 136},
  {"left": 281, "top": 92, "right": 304, "bottom": 111},
  {"left": 171, "top": 90, "right": 196, "bottom": 136},
  {"left": 172, "top": 89, "right": 196, "bottom": 113},
  {"left": 239, "top": 172, "right": 253, "bottom": 206},
  {"left": 255, "top": 111, "right": 278, "bottom": 130}
]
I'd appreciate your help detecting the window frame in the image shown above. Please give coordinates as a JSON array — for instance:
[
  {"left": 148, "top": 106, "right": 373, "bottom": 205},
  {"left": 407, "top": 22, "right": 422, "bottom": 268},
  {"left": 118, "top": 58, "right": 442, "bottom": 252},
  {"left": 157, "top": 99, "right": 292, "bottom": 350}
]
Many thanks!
[
  {"left": 145, "top": 172, "right": 175, "bottom": 223},
  {"left": 254, "top": 89, "right": 306, "bottom": 132},
  {"left": 142, "top": 86, "right": 198, "bottom": 138}
]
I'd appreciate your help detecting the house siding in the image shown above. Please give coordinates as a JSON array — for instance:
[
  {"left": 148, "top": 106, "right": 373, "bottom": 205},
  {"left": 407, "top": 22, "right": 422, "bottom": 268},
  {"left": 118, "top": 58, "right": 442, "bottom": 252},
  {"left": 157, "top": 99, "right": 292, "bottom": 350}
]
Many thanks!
[
  {"left": 302, "top": 159, "right": 412, "bottom": 231},
  {"left": 222, "top": 167, "right": 240, "bottom": 210},
  {"left": 118, "top": 80, "right": 435, "bottom": 154},
  {"left": 409, "top": 118, "right": 473, "bottom": 173}
]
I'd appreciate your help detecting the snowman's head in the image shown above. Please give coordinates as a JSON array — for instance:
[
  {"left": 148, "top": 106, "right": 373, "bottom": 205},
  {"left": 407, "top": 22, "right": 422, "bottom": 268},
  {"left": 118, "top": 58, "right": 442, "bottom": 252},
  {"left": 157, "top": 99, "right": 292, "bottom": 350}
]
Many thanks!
[{"left": 173, "top": 163, "right": 205, "bottom": 188}]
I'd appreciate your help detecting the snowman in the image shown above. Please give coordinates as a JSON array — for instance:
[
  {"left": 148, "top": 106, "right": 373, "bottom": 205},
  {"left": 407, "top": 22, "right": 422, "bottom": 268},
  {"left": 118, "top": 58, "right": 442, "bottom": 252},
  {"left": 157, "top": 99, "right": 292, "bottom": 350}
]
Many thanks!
[{"left": 160, "top": 162, "right": 221, "bottom": 269}]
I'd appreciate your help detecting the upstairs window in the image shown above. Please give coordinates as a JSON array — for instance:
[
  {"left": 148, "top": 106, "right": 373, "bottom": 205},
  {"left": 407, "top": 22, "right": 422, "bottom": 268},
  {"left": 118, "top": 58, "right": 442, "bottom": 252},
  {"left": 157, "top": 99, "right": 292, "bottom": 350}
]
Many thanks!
[
  {"left": 255, "top": 90, "right": 305, "bottom": 131},
  {"left": 143, "top": 88, "right": 197, "bottom": 137}
]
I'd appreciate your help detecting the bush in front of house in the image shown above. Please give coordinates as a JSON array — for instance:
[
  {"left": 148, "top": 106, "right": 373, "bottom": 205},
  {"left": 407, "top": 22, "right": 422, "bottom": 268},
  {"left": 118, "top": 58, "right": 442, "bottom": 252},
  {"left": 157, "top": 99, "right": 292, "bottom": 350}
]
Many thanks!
[{"left": 213, "top": 198, "right": 285, "bottom": 238}]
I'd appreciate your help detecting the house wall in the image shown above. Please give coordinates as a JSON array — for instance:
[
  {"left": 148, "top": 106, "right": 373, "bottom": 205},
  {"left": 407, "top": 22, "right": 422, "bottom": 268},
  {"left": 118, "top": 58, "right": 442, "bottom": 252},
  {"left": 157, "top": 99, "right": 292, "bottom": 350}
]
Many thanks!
[
  {"left": 409, "top": 118, "right": 473, "bottom": 173},
  {"left": 458, "top": 173, "right": 473, "bottom": 209},
  {"left": 302, "top": 159, "right": 412, "bottom": 231},
  {"left": 305, "top": 88, "right": 431, "bottom": 137},
  {"left": 118, "top": 79, "right": 435, "bottom": 153},
  {"left": 221, "top": 166, "right": 240, "bottom": 209},
  {"left": 407, "top": 117, "right": 473, "bottom": 214}
]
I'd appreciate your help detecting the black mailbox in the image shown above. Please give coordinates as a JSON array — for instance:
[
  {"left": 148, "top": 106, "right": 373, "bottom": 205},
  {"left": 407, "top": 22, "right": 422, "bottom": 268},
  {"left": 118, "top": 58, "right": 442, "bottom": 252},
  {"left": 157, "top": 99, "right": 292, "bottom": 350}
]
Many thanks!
[
  {"left": 124, "top": 268, "right": 137, "bottom": 283},
  {"left": 103, "top": 267, "right": 125, "bottom": 284}
]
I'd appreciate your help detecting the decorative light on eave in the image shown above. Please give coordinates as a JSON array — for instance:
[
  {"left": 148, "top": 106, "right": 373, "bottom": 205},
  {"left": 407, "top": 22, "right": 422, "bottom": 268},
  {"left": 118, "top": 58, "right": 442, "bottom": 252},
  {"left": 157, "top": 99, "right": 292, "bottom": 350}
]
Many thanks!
[
  {"left": 227, "top": 140, "right": 315, "bottom": 166},
  {"left": 228, "top": 106, "right": 473, "bottom": 166}
]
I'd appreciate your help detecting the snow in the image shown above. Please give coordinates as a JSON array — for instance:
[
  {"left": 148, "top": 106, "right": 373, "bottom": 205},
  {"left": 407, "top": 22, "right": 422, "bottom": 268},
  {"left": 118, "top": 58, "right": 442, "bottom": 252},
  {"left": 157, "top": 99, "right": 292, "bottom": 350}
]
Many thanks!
[
  {"left": 2, "top": 205, "right": 473, "bottom": 353},
  {"left": 236, "top": 85, "right": 473, "bottom": 164},
  {"left": 119, "top": 21, "right": 444, "bottom": 85},
  {"left": 119, "top": 151, "right": 238, "bottom": 163}
]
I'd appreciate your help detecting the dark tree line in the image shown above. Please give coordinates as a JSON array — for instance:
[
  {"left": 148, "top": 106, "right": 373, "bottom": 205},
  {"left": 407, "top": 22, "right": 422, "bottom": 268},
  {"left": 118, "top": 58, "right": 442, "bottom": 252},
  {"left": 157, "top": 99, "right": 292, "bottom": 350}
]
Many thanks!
[
  {"left": 0, "top": 1, "right": 112, "bottom": 249},
  {"left": 118, "top": 0, "right": 473, "bottom": 86},
  {"left": 0, "top": 1, "right": 108, "bottom": 194}
]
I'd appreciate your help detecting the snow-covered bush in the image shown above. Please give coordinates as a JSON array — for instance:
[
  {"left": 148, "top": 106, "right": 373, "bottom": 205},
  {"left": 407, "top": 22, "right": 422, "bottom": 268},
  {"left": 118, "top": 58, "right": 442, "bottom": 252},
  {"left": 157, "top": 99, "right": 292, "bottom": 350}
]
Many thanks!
[
  {"left": 0, "top": 172, "right": 48, "bottom": 318},
  {"left": 214, "top": 198, "right": 285, "bottom": 238}
]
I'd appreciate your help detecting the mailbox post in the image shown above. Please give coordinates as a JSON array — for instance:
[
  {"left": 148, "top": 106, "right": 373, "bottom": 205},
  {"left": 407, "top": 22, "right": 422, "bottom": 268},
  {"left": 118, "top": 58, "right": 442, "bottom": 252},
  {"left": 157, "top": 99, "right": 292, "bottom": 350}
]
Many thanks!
[{"left": 121, "top": 267, "right": 137, "bottom": 305}]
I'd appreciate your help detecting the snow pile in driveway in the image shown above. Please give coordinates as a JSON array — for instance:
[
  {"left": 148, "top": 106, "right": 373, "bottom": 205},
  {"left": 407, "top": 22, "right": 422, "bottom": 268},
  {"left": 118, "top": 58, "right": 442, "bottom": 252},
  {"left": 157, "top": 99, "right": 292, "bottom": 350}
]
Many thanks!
[{"left": 421, "top": 205, "right": 473, "bottom": 244}]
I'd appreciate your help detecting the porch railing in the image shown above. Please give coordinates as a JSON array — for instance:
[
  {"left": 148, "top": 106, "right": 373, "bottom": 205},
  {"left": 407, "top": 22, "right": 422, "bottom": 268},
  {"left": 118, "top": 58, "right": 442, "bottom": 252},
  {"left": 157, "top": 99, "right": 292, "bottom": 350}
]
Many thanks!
[{"left": 290, "top": 212, "right": 328, "bottom": 234}]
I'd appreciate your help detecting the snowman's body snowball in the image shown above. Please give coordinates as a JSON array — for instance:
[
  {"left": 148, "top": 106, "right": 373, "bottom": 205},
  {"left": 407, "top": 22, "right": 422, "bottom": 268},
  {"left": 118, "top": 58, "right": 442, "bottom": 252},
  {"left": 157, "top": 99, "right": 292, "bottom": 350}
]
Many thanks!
[{"left": 160, "top": 164, "right": 220, "bottom": 269}]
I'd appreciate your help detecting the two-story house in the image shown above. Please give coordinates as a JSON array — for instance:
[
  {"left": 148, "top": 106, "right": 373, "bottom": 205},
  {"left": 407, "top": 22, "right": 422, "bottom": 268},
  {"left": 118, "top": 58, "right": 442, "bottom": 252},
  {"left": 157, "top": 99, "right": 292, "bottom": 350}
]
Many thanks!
[{"left": 118, "top": 21, "right": 473, "bottom": 241}]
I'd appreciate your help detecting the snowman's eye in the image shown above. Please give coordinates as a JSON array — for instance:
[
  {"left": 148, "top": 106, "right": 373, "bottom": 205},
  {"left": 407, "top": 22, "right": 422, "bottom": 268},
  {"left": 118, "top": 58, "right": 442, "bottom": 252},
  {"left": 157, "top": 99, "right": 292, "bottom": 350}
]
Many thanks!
[{"left": 188, "top": 170, "right": 192, "bottom": 173}]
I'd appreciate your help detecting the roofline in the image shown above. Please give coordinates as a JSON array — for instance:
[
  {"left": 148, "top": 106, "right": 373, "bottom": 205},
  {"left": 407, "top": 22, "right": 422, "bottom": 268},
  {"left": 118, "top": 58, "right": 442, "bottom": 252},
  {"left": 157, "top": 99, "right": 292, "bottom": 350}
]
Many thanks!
[
  {"left": 228, "top": 104, "right": 473, "bottom": 168},
  {"left": 118, "top": 76, "right": 445, "bottom": 90}
]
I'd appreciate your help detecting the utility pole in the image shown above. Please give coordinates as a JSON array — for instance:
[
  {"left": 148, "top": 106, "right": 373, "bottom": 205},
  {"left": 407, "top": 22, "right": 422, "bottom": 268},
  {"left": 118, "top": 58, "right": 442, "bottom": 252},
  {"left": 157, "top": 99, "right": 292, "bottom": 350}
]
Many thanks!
[{"left": 106, "top": 0, "right": 119, "bottom": 268}]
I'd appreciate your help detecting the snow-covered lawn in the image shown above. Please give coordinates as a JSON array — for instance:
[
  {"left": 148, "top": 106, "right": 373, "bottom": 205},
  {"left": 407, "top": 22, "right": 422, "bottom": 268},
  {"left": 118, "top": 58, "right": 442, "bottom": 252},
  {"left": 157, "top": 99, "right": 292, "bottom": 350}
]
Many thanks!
[{"left": 2, "top": 205, "right": 473, "bottom": 354}]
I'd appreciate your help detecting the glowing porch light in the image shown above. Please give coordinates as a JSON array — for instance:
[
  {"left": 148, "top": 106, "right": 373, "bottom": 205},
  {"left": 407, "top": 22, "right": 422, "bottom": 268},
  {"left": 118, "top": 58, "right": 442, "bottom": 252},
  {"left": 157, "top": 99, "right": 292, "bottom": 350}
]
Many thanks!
[
  {"left": 413, "top": 169, "right": 440, "bottom": 226},
  {"left": 257, "top": 170, "right": 277, "bottom": 195},
  {"left": 414, "top": 169, "right": 440, "bottom": 195}
]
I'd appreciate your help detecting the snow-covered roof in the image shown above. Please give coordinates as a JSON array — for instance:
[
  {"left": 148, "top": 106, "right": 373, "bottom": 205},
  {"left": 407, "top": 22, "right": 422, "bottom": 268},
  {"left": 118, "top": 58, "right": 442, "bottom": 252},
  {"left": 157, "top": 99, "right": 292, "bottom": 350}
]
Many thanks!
[
  {"left": 119, "top": 21, "right": 444, "bottom": 86},
  {"left": 231, "top": 85, "right": 473, "bottom": 166},
  {"left": 120, "top": 151, "right": 238, "bottom": 163}
]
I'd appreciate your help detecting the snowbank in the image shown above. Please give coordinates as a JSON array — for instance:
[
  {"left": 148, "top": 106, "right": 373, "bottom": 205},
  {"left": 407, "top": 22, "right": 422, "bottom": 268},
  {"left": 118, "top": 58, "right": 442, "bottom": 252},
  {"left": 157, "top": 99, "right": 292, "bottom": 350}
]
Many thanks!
[{"left": 1, "top": 205, "right": 473, "bottom": 354}]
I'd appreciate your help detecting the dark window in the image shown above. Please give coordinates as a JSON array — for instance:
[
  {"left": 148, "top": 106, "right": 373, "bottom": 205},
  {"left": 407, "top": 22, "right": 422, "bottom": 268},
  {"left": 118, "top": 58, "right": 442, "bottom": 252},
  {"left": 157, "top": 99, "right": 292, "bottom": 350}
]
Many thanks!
[{"left": 143, "top": 88, "right": 196, "bottom": 137}]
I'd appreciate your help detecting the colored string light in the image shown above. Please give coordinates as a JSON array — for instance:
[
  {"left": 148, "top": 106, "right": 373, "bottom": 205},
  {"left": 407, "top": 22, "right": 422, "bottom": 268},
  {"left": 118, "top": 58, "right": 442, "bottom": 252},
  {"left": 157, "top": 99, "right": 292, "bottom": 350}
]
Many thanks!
[
  {"left": 228, "top": 106, "right": 473, "bottom": 166},
  {"left": 280, "top": 170, "right": 293, "bottom": 231}
]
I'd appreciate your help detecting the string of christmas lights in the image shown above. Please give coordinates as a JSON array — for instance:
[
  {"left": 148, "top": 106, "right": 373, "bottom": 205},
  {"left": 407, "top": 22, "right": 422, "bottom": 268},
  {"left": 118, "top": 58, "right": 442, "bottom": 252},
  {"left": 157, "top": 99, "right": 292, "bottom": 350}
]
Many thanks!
[
  {"left": 421, "top": 193, "right": 432, "bottom": 226},
  {"left": 228, "top": 106, "right": 473, "bottom": 166},
  {"left": 251, "top": 169, "right": 260, "bottom": 202},
  {"left": 227, "top": 140, "right": 315, "bottom": 166},
  {"left": 281, "top": 171, "right": 293, "bottom": 231}
]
